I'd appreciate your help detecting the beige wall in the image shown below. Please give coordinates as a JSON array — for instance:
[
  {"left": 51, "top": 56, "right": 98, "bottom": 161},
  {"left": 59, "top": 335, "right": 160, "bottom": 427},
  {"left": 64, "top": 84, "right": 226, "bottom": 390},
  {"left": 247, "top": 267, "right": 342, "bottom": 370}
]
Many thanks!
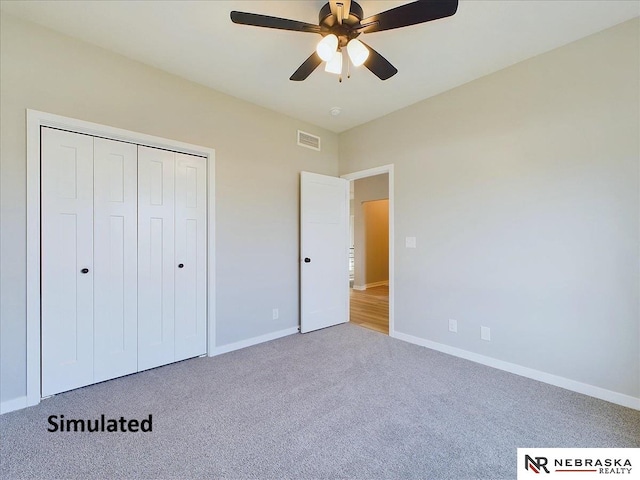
[
  {"left": 363, "top": 200, "right": 389, "bottom": 285},
  {"left": 0, "top": 13, "right": 339, "bottom": 405},
  {"left": 341, "top": 19, "right": 640, "bottom": 398},
  {"left": 353, "top": 174, "right": 389, "bottom": 288}
]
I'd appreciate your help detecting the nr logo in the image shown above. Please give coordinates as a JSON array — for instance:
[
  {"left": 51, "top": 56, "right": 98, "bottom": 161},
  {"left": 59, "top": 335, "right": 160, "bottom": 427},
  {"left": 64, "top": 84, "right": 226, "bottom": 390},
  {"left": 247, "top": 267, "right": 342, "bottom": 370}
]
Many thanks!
[{"left": 525, "top": 455, "right": 550, "bottom": 474}]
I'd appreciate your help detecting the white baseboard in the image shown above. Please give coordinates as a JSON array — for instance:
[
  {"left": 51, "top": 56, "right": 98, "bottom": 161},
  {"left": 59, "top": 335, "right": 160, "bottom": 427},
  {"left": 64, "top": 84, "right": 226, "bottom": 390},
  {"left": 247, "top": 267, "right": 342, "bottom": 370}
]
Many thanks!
[
  {"left": 1, "top": 396, "right": 27, "bottom": 415},
  {"left": 392, "top": 331, "right": 640, "bottom": 411},
  {"left": 352, "top": 280, "right": 388, "bottom": 291},
  {"left": 212, "top": 326, "right": 299, "bottom": 356}
]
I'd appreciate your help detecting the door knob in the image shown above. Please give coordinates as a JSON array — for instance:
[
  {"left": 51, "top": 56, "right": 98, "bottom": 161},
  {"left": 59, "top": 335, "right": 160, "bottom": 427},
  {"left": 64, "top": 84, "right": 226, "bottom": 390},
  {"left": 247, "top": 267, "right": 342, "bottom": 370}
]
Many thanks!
[
  {"left": 80, "top": 268, "right": 89, "bottom": 274},
  {"left": 304, "top": 258, "right": 311, "bottom": 263},
  {"left": 178, "top": 264, "right": 184, "bottom": 269}
]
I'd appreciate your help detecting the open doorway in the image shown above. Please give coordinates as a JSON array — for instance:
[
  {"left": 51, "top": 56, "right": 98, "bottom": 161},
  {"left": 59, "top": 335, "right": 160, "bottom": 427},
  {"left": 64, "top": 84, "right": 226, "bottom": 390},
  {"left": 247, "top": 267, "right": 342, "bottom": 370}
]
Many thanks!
[{"left": 344, "top": 170, "right": 392, "bottom": 335}]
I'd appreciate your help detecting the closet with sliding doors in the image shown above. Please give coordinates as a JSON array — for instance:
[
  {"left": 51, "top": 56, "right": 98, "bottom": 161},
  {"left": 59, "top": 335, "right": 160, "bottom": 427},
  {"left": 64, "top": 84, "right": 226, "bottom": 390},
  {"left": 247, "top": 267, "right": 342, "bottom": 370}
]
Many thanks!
[{"left": 40, "top": 127, "right": 207, "bottom": 396}]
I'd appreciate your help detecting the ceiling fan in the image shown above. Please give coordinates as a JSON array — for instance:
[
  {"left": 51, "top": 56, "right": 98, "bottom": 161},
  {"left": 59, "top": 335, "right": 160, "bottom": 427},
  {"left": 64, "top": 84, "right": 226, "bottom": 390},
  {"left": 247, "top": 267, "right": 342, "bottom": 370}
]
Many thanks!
[{"left": 230, "top": 0, "right": 458, "bottom": 81}]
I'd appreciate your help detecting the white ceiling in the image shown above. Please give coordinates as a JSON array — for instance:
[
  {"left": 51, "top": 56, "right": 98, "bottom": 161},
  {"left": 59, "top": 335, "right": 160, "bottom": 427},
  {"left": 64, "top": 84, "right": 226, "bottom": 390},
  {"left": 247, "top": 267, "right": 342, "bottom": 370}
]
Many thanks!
[{"left": 2, "top": 1, "right": 638, "bottom": 133}]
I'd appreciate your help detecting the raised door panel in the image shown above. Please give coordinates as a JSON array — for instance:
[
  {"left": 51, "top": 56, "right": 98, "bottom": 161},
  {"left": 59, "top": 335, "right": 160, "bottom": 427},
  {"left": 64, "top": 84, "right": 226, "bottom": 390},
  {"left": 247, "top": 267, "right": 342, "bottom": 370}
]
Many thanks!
[
  {"left": 93, "top": 138, "right": 138, "bottom": 382},
  {"left": 174, "top": 153, "right": 207, "bottom": 361},
  {"left": 137, "top": 146, "right": 175, "bottom": 371},
  {"left": 41, "top": 128, "right": 94, "bottom": 396}
]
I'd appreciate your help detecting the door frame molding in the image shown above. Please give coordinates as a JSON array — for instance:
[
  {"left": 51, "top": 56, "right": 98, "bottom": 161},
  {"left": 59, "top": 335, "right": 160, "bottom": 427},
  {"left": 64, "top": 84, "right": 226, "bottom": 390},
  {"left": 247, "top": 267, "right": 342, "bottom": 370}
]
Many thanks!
[
  {"left": 26, "top": 109, "right": 216, "bottom": 407},
  {"left": 341, "top": 165, "right": 394, "bottom": 336}
]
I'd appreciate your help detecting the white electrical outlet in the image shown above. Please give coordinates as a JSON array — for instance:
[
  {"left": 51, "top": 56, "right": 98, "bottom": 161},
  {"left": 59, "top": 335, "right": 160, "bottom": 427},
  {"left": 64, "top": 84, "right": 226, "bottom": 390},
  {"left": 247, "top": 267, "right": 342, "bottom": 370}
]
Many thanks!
[
  {"left": 272, "top": 308, "right": 279, "bottom": 320},
  {"left": 481, "top": 326, "right": 491, "bottom": 341},
  {"left": 448, "top": 319, "right": 457, "bottom": 333}
]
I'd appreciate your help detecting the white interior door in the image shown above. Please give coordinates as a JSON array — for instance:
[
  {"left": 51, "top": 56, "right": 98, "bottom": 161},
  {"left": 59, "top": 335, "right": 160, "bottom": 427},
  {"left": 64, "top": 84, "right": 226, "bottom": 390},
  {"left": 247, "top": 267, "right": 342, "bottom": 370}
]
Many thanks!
[
  {"left": 300, "top": 171, "right": 349, "bottom": 333},
  {"left": 93, "top": 138, "right": 138, "bottom": 382},
  {"left": 137, "top": 146, "right": 176, "bottom": 371},
  {"left": 41, "top": 128, "right": 94, "bottom": 396},
  {"left": 174, "top": 153, "right": 207, "bottom": 361},
  {"left": 39, "top": 123, "right": 211, "bottom": 397}
]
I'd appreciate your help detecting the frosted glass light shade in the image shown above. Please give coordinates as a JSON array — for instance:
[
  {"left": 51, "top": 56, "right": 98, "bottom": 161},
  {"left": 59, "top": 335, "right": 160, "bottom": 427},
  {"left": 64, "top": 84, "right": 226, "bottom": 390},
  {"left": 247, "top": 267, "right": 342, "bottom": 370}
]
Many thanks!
[
  {"left": 347, "top": 39, "right": 369, "bottom": 67},
  {"left": 324, "top": 51, "right": 343, "bottom": 74},
  {"left": 316, "top": 34, "right": 338, "bottom": 62}
]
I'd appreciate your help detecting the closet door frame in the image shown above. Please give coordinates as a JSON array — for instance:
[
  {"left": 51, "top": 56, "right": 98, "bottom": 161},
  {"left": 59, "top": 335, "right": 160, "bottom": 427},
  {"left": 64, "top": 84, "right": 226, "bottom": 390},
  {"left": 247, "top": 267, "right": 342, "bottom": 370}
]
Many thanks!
[{"left": 26, "top": 109, "right": 216, "bottom": 408}]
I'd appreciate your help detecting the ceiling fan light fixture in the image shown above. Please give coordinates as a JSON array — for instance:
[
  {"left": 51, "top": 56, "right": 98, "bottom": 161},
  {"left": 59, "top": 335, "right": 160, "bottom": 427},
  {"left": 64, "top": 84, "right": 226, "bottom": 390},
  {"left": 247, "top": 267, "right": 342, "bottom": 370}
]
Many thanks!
[
  {"left": 347, "top": 39, "right": 369, "bottom": 67},
  {"left": 324, "top": 50, "right": 343, "bottom": 75},
  {"left": 231, "top": 0, "right": 460, "bottom": 81},
  {"left": 316, "top": 34, "right": 338, "bottom": 62}
]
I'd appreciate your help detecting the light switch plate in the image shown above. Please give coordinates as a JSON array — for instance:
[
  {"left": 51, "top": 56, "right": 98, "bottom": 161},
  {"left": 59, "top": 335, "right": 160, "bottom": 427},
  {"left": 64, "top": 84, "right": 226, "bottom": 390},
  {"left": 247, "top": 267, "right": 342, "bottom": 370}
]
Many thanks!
[
  {"left": 449, "top": 319, "right": 458, "bottom": 333},
  {"left": 405, "top": 236, "right": 416, "bottom": 248}
]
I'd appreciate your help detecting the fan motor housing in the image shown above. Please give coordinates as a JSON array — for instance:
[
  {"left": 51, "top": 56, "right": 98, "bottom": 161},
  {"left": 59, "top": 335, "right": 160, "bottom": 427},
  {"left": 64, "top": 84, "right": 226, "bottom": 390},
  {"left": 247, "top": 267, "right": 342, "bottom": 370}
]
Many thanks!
[{"left": 319, "top": 2, "right": 364, "bottom": 45}]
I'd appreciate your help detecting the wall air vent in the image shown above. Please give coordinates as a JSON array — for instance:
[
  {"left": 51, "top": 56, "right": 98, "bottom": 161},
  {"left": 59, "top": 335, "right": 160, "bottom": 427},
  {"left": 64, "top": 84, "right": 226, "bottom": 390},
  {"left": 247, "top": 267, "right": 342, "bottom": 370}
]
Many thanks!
[{"left": 297, "top": 130, "right": 321, "bottom": 151}]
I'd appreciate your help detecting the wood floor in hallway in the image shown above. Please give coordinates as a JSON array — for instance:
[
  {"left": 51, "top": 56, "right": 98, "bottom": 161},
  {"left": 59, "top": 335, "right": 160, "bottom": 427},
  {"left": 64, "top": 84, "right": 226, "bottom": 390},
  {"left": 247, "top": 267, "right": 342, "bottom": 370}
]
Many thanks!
[{"left": 349, "top": 285, "right": 389, "bottom": 335}]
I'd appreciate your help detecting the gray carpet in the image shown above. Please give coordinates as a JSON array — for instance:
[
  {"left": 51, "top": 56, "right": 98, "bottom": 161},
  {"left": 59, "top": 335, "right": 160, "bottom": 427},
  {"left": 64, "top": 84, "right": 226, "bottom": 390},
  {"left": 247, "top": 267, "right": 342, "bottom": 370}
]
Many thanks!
[{"left": 1, "top": 323, "right": 639, "bottom": 479}]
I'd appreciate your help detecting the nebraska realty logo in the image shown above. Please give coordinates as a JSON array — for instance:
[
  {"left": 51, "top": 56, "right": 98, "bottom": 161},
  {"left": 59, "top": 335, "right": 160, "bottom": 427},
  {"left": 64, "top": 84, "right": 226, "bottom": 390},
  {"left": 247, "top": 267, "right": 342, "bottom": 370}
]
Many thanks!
[{"left": 517, "top": 449, "right": 639, "bottom": 478}]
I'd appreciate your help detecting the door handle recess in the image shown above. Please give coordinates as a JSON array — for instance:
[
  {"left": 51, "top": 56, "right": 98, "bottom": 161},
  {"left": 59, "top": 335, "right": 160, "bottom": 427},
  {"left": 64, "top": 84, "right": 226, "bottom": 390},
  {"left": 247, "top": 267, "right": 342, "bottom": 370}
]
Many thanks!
[
  {"left": 81, "top": 268, "right": 89, "bottom": 274},
  {"left": 178, "top": 264, "right": 184, "bottom": 269},
  {"left": 304, "top": 258, "right": 311, "bottom": 263}
]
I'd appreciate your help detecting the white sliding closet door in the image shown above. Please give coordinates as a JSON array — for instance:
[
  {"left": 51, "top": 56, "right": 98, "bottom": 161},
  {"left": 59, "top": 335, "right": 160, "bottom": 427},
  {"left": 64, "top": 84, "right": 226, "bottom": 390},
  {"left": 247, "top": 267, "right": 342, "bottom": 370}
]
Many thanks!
[
  {"left": 137, "top": 146, "right": 176, "bottom": 371},
  {"left": 174, "top": 153, "right": 207, "bottom": 361},
  {"left": 93, "top": 138, "right": 138, "bottom": 382},
  {"left": 41, "top": 128, "right": 95, "bottom": 397}
]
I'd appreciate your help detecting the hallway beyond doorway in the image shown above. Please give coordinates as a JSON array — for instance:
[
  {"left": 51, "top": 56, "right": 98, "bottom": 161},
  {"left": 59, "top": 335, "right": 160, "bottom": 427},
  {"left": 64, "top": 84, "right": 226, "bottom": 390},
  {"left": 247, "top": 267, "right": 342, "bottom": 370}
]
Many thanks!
[{"left": 350, "top": 285, "right": 389, "bottom": 335}]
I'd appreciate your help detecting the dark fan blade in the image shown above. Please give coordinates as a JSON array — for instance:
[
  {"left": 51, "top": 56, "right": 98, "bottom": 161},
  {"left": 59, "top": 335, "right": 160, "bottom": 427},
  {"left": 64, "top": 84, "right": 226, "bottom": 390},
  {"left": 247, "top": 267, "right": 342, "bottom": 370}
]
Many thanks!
[
  {"left": 290, "top": 52, "right": 323, "bottom": 81},
  {"left": 358, "top": 0, "right": 458, "bottom": 34},
  {"left": 361, "top": 42, "right": 397, "bottom": 80},
  {"left": 230, "top": 11, "right": 321, "bottom": 34}
]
